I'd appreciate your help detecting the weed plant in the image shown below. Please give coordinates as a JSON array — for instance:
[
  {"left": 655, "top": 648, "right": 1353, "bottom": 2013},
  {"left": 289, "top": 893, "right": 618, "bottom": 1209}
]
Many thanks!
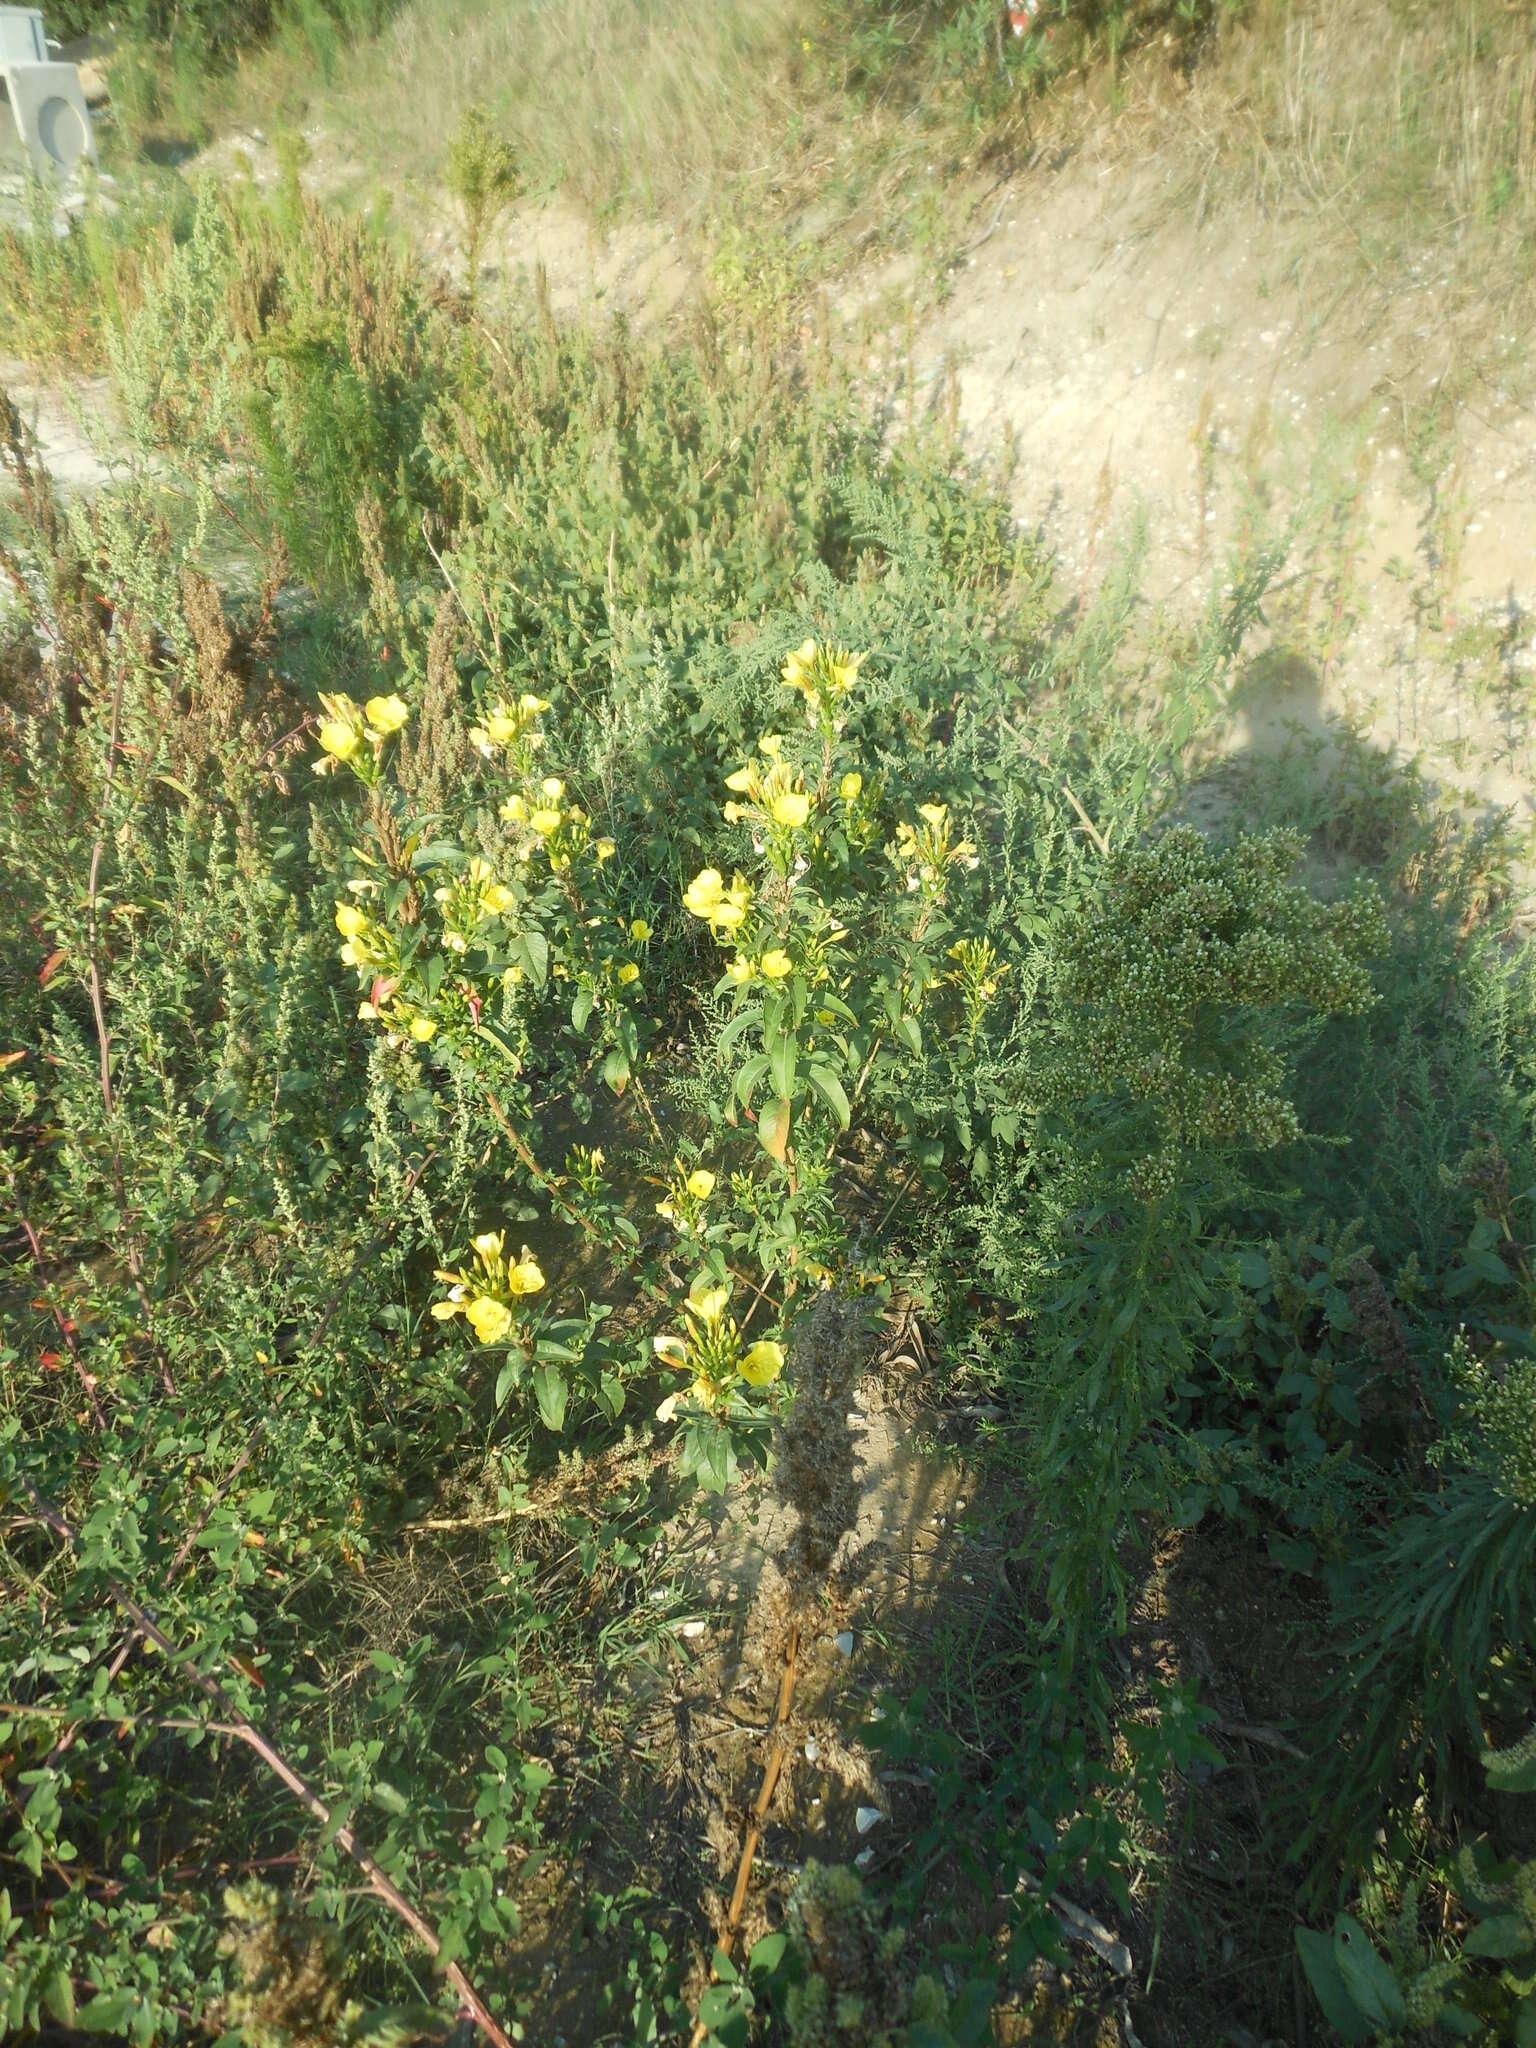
[{"left": 1, "top": 158, "right": 1534, "bottom": 2048}]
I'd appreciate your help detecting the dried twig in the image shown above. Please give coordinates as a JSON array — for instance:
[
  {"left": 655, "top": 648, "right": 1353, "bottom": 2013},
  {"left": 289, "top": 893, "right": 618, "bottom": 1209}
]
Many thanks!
[{"left": 689, "top": 1621, "right": 802, "bottom": 2048}]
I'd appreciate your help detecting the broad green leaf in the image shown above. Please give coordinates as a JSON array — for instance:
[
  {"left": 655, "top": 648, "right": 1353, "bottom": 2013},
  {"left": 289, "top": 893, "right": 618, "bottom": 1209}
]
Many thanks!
[
  {"left": 807, "top": 1062, "right": 850, "bottom": 1129},
  {"left": 1333, "top": 1915, "right": 1406, "bottom": 2029},
  {"left": 533, "top": 1362, "right": 568, "bottom": 1433}
]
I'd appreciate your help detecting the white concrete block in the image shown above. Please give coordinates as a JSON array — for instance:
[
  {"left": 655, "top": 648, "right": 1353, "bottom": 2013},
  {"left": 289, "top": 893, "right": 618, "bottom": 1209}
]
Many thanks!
[
  {"left": 0, "top": 9, "right": 46, "bottom": 65},
  {"left": 3, "top": 60, "right": 97, "bottom": 178}
]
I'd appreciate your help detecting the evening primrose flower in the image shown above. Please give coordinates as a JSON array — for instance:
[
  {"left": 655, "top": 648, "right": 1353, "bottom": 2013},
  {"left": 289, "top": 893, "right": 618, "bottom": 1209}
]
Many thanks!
[
  {"left": 686, "top": 1169, "right": 716, "bottom": 1200},
  {"left": 840, "top": 771, "right": 863, "bottom": 803},
  {"left": 617, "top": 962, "right": 641, "bottom": 985},
  {"left": 769, "top": 789, "right": 811, "bottom": 830},
  {"left": 629, "top": 919, "right": 653, "bottom": 942},
  {"left": 739, "top": 1339, "right": 785, "bottom": 1386},
  {"left": 335, "top": 902, "right": 368, "bottom": 939},
  {"left": 759, "top": 949, "right": 793, "bottom": 980},
  {"left": 465, "top": 1296, "right": 512, "bottom": 1345},
  {"left": 364, "top": 693, "right": 409, "bottom": 737},
  {"left": 531, "top": 808, "right": 562, "bottom": 835},
  {"left": 408, "top": 1014, "right": 438, "bottom": 1042},
  {"left": 726, "top": 955, "right": 756, "bottom": 984},
  {"left": 758, "top": 734, "right": 784, "bottom": 759},
  {"left": 595, "top": 839, "right": 616, "bottom": 862},
  {"left": 319, "top": 716, "right": 361, "bottom": 762}
]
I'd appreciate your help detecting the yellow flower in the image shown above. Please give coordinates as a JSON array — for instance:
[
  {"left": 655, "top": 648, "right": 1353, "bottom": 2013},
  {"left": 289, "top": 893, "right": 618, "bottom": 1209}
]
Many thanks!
[
  {"left": 617, "top": 962, "right": 640, "bottom": 985},
  {"left": 508, "top": 1250, "right": 546, "bottom": 1296},
  {"left": 519, "top": 692, "right": 551, "bottom": 716},
  {"left": 484, "top": 705, "right": 520, "bottom": 745},
  {"left": 724, "top": 766, "right": 756, "bottom": 794},
  {"left": 484, "top": 883, "right": 516, "bottom": 915},
  {"left": 686, "top": 1281, "right": 731, "bottom": 1326},
  {"left": 318, "top": 718, "right": 360, "bottom": 762},
  {"left": 759, "top": 949, "right": 793, "bottom": 980},
  {"left": 712, "top": 899, "right": 747, "bottom": 933},
  {"left": 686, "top": 1168, "right": 716, "bottom": 1200},
  {"left": 739, "top": 1339, "right": 785, "bottom": 1386},
  {"left": 541, "top": 776, "right": 565, "bottom": 801},
  {"left": 683, "top": 868, "right": 725, "bottom": 919},
  {"left": 769, "top": 789, "right": 811, "bottom": 830},
  {"left": 501, "top": 793, "right": 529, "bottom": 824},
  {"left": 840, "top": 771, "right": 863, "bottom": 803},
  {"left": 473, "top": 1230, "right": 505, "bottom": 1259},
  {"left": 531, "top": 808, "right": 562, "bottom": 835},
  {"left": 726, "top": 955, "right": 756, "bottom": 984},
  {"left": 825, "top": 648, "right": 864, "bottom": 695},
  {"left": 364, "top": 693, "right": 409, "bottom": 736},
  {"left": 781, "top": 638, "right": 816, "bottom": 694},
  {"left": 629, "top": 919, "right": 653, "bottom": 941},
  {"left": 918, "top": 802, "right": 948, "bottom": 828},
  {"left": 758, "top": 734, "right": 784, "bottom": 759},
  {"left": 465, "top": 1295, "right": 513, "bottom": 1345},
  {"left": 653, "top": 1331, "right": 687, "bottom": 1365},
  {"left": 723, "top": 801, "right": 746, "bottom": 824},
  {"left": 408, "top": 1015, "right": 438, "bottom": 1042},
  {"left": 335, "top": 902, "right": 368, "bottom": 939},
  {"left": 594, "top": 838, "right": 616, "bottom": 862}
]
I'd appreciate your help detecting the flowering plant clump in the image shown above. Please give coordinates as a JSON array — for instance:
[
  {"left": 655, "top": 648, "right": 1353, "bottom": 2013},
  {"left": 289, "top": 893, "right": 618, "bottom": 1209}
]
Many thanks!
[
  {"left": 653, "top": 1278, "right": 785, "bottom": 1421},
  {"left": 433, "top": 1230, "right": 546, "bottom": 1346},
  {"left": 655, "top": 1160, "right": 718, "bottom": 1236},
  {"left": 313, "top": 691, "right": 411, "bottom": 785},
  {"left": 781, "top": 637, "right": 864, "bottom": 739}
]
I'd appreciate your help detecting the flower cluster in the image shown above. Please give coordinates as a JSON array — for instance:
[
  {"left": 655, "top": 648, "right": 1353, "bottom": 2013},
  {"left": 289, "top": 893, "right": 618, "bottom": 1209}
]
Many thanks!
[
  {"left": 722, "top": 734, "right": 815, "bottom": 856},
  {"left": 894, "top": 802, "right": 977, "bottom": 901},
  {"left": 653, "top": 1278, "right": 784, "bottom": 1415},
  {"left": 470, "top": 691, "right": 551, "bottom": 761},
  {"left": 314, "top": 692, "right": 410, "bottom": 783},
  {"left": 334, "top": 898, "right": 436, "bottom": 1043},
  {"left": 683, "top": 867, "right": 754, "bottom": 940},
  {"left": 433, "top": 855, "right": 517, "bottom": 954},
  {"left": 947, "top": 935, "right": 1007, "bottom": 1040},
  {"left": 501, "top": 778, "right": 616, "bottom": 873},
  {"left": 433, "top": 1230, "right": 546, "bottom": 1346},
  {"left": 656, "top": 1162, "right": 717, "bottom": 1236},
  {"left": 781, "top": 638, "right": 863, "bottom": 734}
]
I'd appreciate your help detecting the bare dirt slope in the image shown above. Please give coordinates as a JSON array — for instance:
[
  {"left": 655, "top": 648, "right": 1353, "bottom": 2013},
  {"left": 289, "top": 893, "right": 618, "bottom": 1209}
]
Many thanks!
[{"left": 841, "top": 151, "right": 1535, "bottom": 834}]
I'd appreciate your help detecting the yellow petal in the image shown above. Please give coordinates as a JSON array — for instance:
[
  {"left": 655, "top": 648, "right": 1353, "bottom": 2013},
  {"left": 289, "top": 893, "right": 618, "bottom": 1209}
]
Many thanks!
[
  {"left": 739, "top": 1339, "right": 785, "bottom": 1386},
  {"left": 335, "top": 902, "right": 368, "bottom": 938},
  {"left": 464, "top": 1296, "right": 513, "bottom": 1345},
  {"left": 364, "top": 693, "right": 409, "bottom": 735},
  {"left": 759, "top": 949, "right": 793, "bottom": 980},
  {"left": 686, "top": 1169, "right": 716, "bottom": 1200}
]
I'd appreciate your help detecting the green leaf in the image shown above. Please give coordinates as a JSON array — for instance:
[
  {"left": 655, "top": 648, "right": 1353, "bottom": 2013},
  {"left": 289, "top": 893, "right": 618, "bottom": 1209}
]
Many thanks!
[
  {"left": 1238, "top": 1248, "right": 1271, "bottom": 1290},
  {"left": 533, "top": 1362, "right": 568, "bottom": 1433},
  {"left": 371, "top": 1780, "right": 409, "bottom": 1816},
  {"left": 41, "top": 1971, "right": 75, "bottom": 2030},
  {"left": 770, "top": 1030, "right": 796, "bottom": 1103},
  {"left": 747, "top": 1932, "right": 787, "bottom": 1975},
  {"left": 601, "top": 1048, "right": 630, "bottom": 1096},
  {"left": 733, "top": 1052, "right": 770, "bottom": 1109},
  {"left": 1464, "top": 1913, "right": 1532, "bottom": 1959},
  {"left": 572, "top": 988, "right": 594, "bottom": 1033},
  {"left": 1333, "top": 1915, "right": 1407, "bottom": 2029},
  {"left": 78, "top": 1990, "right": 141, "bottom": 2033},
  {"left": 807, "top": 1063, "right": 851, "bottom": 1129},
  {"left": 895, "top": 1014, "right": 922, "bottom": 1056},
  {"left": 1295, "top": 1929, "right": 1373, "bottom": 2042}
]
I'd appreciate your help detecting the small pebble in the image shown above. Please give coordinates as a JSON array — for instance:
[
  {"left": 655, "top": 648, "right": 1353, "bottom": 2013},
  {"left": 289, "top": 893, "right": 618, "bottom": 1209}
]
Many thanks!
[
  {"left": 804, "top": 1737, "right": 819, "bottom": 1761},
  {"left": 833, "top": 1630, "right": 854, "bottom": 1657},
  {"left": 680, "top": 1620, "right": 706, "bottom": 1639},
  {"left": 855, "top": 1806, "right": 884, "bottom": 1835},
  {"left": 854, "top": 1848, "right": 875, "bottom": 1871}
]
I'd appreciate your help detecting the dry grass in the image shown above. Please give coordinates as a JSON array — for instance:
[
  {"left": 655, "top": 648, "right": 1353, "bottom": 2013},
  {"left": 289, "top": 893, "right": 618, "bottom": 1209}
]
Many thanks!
[
  {"left": 222, "top": 0, "right": 813, "bottom": 216},
  {"left": 1129, "top": 0, "right": 1536, "bottom": 306}
]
